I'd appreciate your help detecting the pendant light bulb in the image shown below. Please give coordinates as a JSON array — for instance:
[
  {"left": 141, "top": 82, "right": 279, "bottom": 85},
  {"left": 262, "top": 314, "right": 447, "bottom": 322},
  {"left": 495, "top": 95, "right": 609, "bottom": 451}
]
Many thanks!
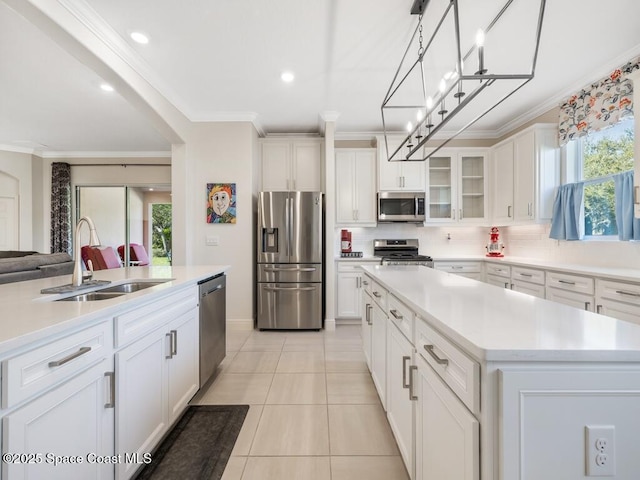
[
  {"left": 476, "top": 29, "right": 485, "bottom": 47},
  {"left": 426, "top": 96, "right": 434, "bottom": 109},
  {"left": 416, "top": 110, "right": 424, "bottom": 122},
  {"left": 407, "top": 121, "right": 413, "bottom": 132},
  {"left": 439, "top": 79, "right": 446, "bottom": 94}
]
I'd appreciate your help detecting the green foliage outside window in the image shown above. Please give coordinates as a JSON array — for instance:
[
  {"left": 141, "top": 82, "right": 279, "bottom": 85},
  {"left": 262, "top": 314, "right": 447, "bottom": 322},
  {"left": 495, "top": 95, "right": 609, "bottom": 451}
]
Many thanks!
[
  {"left": 152, "top": 204, "right": 172, "bottom": 265},
  {"left": 583, "top": 125, "right": 634, "bottom": 236}
]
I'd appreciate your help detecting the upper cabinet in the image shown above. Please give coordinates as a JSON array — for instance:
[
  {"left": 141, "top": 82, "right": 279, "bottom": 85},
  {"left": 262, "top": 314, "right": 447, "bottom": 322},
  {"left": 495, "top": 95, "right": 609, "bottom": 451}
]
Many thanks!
[
  {"left": 490, "top": 124, "right": 560, "bottom": 225},
  {"left": 425, "top": 148, "right": 488, "bottom": 224},
  {"left": 261, "top": 139, "right": 323, "bottom": 191},
  {"left": 335, "top": 148, "right": 377, "bottom": 226},
  {"left": 377, "top": 135, "right": 426, "bottom": 191}
]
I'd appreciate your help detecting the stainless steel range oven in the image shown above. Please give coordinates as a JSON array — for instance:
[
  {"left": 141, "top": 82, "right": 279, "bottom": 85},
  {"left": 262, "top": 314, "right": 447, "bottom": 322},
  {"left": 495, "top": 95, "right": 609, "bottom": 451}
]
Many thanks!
[{"left": 373, "top": 239, "right": 433, "bottom": 267}]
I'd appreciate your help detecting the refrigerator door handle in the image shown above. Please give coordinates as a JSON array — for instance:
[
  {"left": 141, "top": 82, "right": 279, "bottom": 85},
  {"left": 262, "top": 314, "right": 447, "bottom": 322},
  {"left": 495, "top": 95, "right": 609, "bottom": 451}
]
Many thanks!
[
  {"left": 264, "top": 267, "right": 317, "bottom": 272},
  {"left": 285, "top": 196, "right": 290, "bottom": 257},
  {"left": 264, "top": 286, "right": 317, "bottom": 291}
]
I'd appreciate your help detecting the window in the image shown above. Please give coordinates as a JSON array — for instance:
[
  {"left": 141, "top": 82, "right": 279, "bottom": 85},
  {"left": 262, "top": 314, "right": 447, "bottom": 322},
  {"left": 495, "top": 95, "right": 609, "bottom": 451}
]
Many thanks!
[{"left": 579, "top": 117, "right": 634, "bottom": 237}]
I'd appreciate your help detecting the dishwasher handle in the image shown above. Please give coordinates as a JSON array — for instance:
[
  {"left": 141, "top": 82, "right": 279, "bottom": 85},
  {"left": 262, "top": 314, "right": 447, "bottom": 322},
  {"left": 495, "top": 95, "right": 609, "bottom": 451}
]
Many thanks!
[{"left": 201, "top": 284, "right": 225, "bottom": 297}]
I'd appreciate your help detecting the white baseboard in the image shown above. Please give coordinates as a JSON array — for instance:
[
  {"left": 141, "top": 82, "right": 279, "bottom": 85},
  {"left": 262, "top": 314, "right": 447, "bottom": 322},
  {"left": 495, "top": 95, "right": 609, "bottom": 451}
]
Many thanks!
[
  {"left": 227, "top": 318, "right": 254, "bottom": 331},
  {"left": 324, "top": 318, "right": 336, "bottom": 330}
]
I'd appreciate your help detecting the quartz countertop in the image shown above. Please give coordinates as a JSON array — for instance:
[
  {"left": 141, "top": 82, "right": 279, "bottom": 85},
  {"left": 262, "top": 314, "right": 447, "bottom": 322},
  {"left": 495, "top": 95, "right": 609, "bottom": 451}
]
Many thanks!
[
  {"left": 361, "top": 265, "right": 640, "bottom": 363},
  {"left": 0, "top": 265, "right": 229, "bottom": 355}
]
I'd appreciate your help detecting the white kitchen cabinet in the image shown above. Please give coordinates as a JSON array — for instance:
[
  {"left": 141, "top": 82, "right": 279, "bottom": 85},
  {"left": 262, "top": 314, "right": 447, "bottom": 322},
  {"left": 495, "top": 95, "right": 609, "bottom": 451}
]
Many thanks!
[
  {"left": 415, "top": 354, "right": 479, "bottom": 480},
  {"left": 387, "top": 321, "right": 416, "bottom": 478},
  {"left": 115, "top": 305, "right": 199, "bottom": 480},
  {"left": 426, "top": 150, "right": 487, "bottom": 224},
  {"left": 510, "top": 265, "right": 545, "bottom": 299},
  {"left": 545, "top": 286, "right": 595, "bottom": 311},
  {"left": 596, "top": 278, "right": 640, "bottom": 325},
  {"left": 336, "top": 261, "right": 379, "bottom": 319},
  {"left": 362, "top": 287, "right": 374, "bottom": 369},
  {"left": 377, "top": 135, "right": 425, "bottom": 191},
  {"left": 370, "top": 299, "right": 388, "bottom": 409},
  {"left": 335, "top": 149, "right": 377, "bottom": 226},
  {"left": 490, "top": 124, "right": 560, "bottom": 225},
  {"left": 261, "top": 139, "right": 322, "bottom": 191},
  {"left": 433, "top": 261, "right": 483, "bottom": 280},
  {"left": 2, "top": 359, "right": 114, "bottom": 480}
]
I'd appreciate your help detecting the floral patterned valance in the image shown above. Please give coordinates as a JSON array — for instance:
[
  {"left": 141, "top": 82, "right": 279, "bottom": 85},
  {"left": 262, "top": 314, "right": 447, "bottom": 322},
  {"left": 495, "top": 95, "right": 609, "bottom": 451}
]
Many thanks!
[{"left": 558, "top": 56, "right": 640, "bottom": 146}]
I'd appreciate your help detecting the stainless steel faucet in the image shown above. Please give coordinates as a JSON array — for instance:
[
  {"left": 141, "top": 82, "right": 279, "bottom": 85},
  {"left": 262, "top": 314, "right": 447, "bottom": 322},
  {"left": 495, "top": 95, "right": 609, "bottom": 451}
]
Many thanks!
[{"left": 71, "top": 216, "right": 101, "bottom": 287}]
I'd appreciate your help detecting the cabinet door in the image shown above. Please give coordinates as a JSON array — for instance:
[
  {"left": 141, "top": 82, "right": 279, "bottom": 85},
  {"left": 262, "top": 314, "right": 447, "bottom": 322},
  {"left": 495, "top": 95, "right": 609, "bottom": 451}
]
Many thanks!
[
  {"left": 262, "top": 142, "right": 291, "bottom": 191},
  {"left": 2, "top": 359, "right": 114, "bottom": 480},
  {"left": 459, "top": 153, "right": 486, "bottom": 222},
  {"left": 415, "top": 355, "right": 479, "bottom": 480},
  {"left": 336, "top": 151, "right": 356, "bottom": 223},
  {"left": 401, "top": 162, "right": 426, "bottom": 191},
  {"left": 336, "top": 272, "right": 362, "bottom": 318},
  {"left": 596, "top": 298, "right": 640, "bottom": 325},
  {"left": 387, "top": 324, "right": 415, "bottom": 478},
  {"left": 514, "top": 130, "right": 536, "bottom": 221},
  {"left": 486, "top": 274, "right": 510, "bottom": 289},
  {"left": 492, "top": 141, "right": 514, "bottom": 224},
  {"left": 511, "top": 279, "right": 545, "bottom": 298},
  {"left": 116, "top": 329, "right": 168, "bottom": 480},
  {"left": 292, "top": 142, "right": 321, "bottom": 191},
  {"left": 370, "top": 302, "right": 388, "bottom": 409},
  {"left": 353, "top": 150, "right": 377, "bottom": 223},
  {"left": 361, "top": 293, "right": 373, "bottom": 370},
  {"left": 167, "top": 308, "right": 200, "bottom": 424},
  {"left": 427, "top": 154, "right": 455, "bottom": 222},
  {"left": 545, "top": 287, "right": 594, "bottom": 312}
]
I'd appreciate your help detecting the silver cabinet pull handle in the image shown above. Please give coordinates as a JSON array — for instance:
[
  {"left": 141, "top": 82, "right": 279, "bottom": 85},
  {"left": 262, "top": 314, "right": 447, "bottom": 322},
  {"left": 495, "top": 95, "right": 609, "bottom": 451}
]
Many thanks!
[
  {"left": 424, "top": 344, "right": 449, "bottom": 366},
  {"left": 365, "top": 303, "right": 372, "bottom": 325},
  {"left": 165, "top": 333, "right": 173, "bottom": 359},
  {"left": 615, "top": 290, "right": 640, "bottom": 298},
  {"left": 584, "top": 302, "right": 591, "bottom": 311},
  {"left": 48, "top": 346, "right": 91, "bottom": 368},
  {"left": 558, "top": 279, "right": 576, "bottom": 285},
  {"left": 409, "top": 365, "right": 418, "bottom": 401},
  {"left": 104, "top": 371, "right": 115, "bottom": 409},
  {"left": 402, "top": 356, "right": 411, "bottom": 388},
  {"left": 367, "top": 304, "right": 373, "bottom": 325},
  {"left": 362, "top": 280, "right": 369, "bottom": 286},
  {"left": 519, "top": 273, "right": 533, "bottom": 278},
  {"left": 508, "top": 205, "right": 512, "bottom": 218},
  {"left": 504, "top": 282, "right": 509, "bottom": 289},
  {"left": 596, "top": 304, "right": 603, "bottom": 314},
  {"left": 372, "top": 291, "right": 382, "bottom": 298},
  {"left": 171, "top": 330, "right": 178, "bottom": 356},
  {"left": 390, "top": 309, "right": 403, "bottom": 320},
  {"left": 451, "top": 266, "right": 463, "bottom": 270}
]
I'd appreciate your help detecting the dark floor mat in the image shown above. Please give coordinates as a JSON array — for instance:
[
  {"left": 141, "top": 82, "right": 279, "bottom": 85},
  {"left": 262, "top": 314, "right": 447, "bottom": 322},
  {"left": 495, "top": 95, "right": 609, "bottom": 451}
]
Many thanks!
[{"left": 135, "top": 405, "right": 249, "bottom": 480}]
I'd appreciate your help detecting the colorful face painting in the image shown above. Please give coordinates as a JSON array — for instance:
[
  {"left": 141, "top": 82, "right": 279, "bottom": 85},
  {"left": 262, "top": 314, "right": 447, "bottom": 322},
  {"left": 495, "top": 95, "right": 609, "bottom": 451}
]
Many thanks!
[{"left": 206, "top": 183, "right": 236, "bottom": 223}]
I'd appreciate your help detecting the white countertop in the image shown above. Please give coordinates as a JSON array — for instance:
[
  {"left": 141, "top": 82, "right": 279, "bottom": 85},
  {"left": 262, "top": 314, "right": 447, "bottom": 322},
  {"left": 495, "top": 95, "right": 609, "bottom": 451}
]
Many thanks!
[
  {"left": 0, "top": 265, "right": 229, "bottom": 355},
  {"left": 362, "top": 265, "right": 640, "bottom": 363}
]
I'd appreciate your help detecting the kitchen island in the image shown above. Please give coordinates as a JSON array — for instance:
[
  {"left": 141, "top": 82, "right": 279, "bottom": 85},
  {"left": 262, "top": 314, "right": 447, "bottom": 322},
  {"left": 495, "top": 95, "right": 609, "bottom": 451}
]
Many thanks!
[
  {"left": 0, "top": 265, "right": 229, "bottom": 480},
  {"left": 361, "top": 264, "right": 640, "bottom": 480}
]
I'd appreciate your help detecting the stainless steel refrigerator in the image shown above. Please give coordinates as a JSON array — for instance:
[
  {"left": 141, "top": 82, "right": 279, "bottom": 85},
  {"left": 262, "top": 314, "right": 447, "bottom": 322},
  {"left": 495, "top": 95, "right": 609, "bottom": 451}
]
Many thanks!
[{"left": 257, "top": 191, "right": 323, "bottom": 329}]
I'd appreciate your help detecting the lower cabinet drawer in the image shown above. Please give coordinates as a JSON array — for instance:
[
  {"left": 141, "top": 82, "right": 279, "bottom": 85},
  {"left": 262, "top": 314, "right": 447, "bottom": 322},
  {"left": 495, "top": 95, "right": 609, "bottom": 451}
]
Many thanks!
[
  {"left": 546, "top": 271, "right": 594, "bottom": 295},
  {"left": 387, "top": 294, "right": 414, "bottom": 343},
  {"left": 597, "top": 278, "right": 640, "bottom": 306},
  {"left": 414, "top": 318, "right": 480, "bottom": 415},
  {"left": 370, "top": 280, "right": 388, "bottom": 310},
  {"left": 434, "top": 262, "right": 482, "bottom": 274},
  {"left": 511, "top": 266, "right": 545, "bottom": 286},
  {"left": 2, "top": 321, "right": 112, "bottom": 409},
  {"left": 485, "top": 263, "right": 511, "bottom": 278}
]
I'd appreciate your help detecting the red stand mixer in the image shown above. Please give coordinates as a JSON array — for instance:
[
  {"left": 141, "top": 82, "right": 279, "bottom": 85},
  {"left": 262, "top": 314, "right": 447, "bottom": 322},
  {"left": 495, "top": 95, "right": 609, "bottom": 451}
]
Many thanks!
[
  {"left": 341, "top": 229, "right": 352, "bottom": 253},
  {"left": 485, "top": 227, "right": 505, "bottom": 257}
]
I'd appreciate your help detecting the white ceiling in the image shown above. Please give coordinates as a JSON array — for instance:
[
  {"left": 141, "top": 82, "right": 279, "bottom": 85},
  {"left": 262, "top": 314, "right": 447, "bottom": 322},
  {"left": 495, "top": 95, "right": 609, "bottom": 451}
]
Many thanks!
[{"left": 1, "top": 0, "right": 640, "bottom": 154}]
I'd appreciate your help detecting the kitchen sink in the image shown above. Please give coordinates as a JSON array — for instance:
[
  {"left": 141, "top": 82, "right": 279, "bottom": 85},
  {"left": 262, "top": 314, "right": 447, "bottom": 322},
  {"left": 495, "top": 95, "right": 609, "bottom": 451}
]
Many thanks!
[
  {"left": 99, "top": 280, "right": 169, "bottom": 294},
  {"left": 54, "top": 279, "right": 172, "bottom": 301},
  {"left": 58, "top": 292, "right": 126, "bottom": 302}
]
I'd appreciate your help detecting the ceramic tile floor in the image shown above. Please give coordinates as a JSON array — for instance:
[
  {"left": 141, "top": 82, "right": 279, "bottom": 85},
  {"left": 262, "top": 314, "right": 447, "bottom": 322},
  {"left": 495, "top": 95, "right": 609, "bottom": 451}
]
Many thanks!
[{"left": 195, "top": 324, "right": 410, "bottom": 480}]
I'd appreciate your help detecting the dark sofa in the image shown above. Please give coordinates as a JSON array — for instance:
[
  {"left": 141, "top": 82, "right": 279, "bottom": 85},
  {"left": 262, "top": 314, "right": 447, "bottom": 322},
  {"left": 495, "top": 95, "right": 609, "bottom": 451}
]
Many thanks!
[{"left": 0, "top": 251, "right": 75, "bottom": 285}]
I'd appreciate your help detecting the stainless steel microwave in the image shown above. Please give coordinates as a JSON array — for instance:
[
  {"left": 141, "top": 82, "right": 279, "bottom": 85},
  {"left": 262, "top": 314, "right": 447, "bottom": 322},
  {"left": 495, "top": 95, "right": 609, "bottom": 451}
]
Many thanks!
[{"left": 377, "top": 191, "right": 426, "bottom": 223}]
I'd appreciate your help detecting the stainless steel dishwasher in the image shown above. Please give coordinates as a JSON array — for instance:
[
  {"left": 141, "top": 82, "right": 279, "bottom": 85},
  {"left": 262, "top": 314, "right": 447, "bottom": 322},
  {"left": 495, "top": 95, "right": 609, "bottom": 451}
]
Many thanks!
[{"left": 198, "top": 274, "right": 226, "bottom": 387}]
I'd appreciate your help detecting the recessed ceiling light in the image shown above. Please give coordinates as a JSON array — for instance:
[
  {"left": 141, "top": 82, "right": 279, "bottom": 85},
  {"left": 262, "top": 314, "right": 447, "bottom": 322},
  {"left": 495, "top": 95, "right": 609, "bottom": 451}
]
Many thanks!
[
  {"left": 130, "top": 31, "right": 150, "bottom": 44},
  {"left": 281, "top": 71, "right": 295, "bottom": 83},
  {"left": 100, "top": 83, "right": 115, "bottom": 92}
]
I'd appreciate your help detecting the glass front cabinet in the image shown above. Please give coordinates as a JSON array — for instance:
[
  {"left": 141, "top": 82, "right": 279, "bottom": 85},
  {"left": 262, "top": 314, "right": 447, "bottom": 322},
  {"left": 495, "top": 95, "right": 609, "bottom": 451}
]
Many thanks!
[{"left": 425, "top": 149, "right": 488, "bottom": 224}]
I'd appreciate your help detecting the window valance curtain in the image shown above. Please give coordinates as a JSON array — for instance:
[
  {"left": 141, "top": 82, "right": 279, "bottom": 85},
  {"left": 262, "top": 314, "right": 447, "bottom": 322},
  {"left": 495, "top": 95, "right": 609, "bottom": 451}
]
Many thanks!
[{"left": 558, "top": 56, "right": 640, "bottom": 146}]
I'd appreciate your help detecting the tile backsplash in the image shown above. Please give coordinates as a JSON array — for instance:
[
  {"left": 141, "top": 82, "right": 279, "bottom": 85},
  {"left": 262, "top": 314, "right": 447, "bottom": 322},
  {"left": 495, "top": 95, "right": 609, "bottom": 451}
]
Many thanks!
[{"left": 335, "top": 224, "right": 640, "bottom": 269}]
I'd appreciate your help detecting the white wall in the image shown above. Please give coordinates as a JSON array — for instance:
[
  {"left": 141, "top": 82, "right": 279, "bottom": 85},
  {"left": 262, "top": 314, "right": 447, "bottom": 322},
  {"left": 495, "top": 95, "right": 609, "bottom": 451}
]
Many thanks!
[{"left": 180, "top": 122, "right": 258, "bottom": 326}]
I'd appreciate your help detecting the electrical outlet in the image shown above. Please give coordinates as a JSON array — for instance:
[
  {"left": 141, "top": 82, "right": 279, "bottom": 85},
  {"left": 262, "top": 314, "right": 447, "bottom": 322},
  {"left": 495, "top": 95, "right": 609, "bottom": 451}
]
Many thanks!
[{"left": 585, "top": 425, "right": 615, "bottom": 476}]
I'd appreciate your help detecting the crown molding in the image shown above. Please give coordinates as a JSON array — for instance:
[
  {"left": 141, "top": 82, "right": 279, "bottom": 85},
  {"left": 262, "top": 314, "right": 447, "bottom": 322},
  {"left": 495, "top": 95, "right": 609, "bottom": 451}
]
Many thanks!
[
  {"left": 42, "top": 151, "right": 171, "bottom": 159},
  {"left": 0, "top": 144, "right": 38, "bottom": 155}
]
